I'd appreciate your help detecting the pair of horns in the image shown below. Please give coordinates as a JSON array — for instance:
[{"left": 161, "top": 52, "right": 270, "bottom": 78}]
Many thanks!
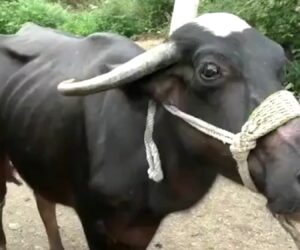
[{"left": 57, "top": 42, "right": 180, "bottom": 96}]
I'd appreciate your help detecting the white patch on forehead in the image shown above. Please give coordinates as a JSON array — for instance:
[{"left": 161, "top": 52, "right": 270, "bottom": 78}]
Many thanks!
[{"left": 193, "top": 12, "right": 251, "bottom": 37}]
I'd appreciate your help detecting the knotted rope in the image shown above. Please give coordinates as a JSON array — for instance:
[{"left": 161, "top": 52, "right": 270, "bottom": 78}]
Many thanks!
[
  {"left": 230, "top": 90, "right": 300, "bottom": 192},
  {"left": 144, "top": 90, "right": 300, "bottom": 249}
]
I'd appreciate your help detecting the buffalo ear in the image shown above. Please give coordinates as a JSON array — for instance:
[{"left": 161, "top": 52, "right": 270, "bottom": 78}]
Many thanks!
[
  {"left": 143, "top": 65, "right": 192, "bottom": 106},
  {"left": 145, "top": 74, "right": 187, "bottom": 106}
]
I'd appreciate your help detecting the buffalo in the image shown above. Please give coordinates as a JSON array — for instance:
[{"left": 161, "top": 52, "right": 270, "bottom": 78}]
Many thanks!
[{"left": 1, "top": 12, "right": 300, "bottom": 250}]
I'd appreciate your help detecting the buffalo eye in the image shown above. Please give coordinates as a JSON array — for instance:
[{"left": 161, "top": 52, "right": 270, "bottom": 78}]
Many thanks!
[{"left": 199, "top": 62, "right": 221, "bottom": 81}]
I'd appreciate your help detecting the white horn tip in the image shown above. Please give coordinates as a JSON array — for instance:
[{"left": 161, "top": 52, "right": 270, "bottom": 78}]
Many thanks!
[{"left": 57, "top": 78, "right": 76, "bottom": 93}]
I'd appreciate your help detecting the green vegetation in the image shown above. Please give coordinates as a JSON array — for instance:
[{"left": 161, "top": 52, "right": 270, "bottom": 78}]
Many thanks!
[
  {"left": 0, "top": 0, "right": 300, "bottom": 92},
  {"left": 0, "top": 0, "right": 173, "bottom": 37}
]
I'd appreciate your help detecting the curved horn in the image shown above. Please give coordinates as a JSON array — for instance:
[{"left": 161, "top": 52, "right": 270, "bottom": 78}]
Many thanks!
[{"left": 57, "top": 42, "right": 179, "bottom": 96}]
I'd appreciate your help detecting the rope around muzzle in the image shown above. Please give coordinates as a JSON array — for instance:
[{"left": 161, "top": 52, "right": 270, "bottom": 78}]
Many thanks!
[
  {"left": 144, "top": 90, "right": 300, "bottom": 249},
  {"left": 145, "top": 90, "right": 300, "bottom": 189}
]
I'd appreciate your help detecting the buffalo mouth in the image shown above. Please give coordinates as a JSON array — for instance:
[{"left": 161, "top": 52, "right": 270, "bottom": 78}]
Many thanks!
[
  {"left": 264, "top": 175, "right": 300, "bottom": 222},
  {"left": 286, "top": 212, "right": 300, "bottom": 222},
  {"left": 267, "top": 198, "right": 300, "bottom": 220}
]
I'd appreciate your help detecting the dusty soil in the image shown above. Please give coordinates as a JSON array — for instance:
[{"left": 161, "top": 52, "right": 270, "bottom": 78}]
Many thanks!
[
  {"left": 2, "top": 40, "right": 300, "bottom": 250},
  {"left": 3, "top": 177, "right": 298, "bottom": 250}
]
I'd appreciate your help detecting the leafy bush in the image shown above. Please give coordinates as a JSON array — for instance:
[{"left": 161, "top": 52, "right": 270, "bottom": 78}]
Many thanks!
[
  {"left": 49, "top": 0, "right": 103, "bottom": 8},
  {"left": 139, "top": 0, "right": 174, "bottom": 33},
  {"left": 82, "top": 0, "right": 173, "bottom": 36},
  {"left": 60, "top": 0, "right": 153, "bottom": 37},
  {"left": 284, "top": 51, "right": 300, "bottom": 97},
  {"left": 90, "top": 0, "right": 148, "bottom": 36},
  {"left": 0, "top": 0, "right": 68, "bottom": 34},
  {"left": 0, "top": 0, "right": 173, "bottom": 37}
]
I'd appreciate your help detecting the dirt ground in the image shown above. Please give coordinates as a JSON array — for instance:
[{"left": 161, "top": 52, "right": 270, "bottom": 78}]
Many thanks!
[
  {"left": 2, "top": 40, "right": 300, "bottom": 250},
  {"left": 3, "top": 176, "right": 299, "bottom": 250}
]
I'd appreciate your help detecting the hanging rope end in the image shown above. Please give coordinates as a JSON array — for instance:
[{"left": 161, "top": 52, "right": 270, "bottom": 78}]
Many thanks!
[{"left": 148, "top": 168, "right": 164, "bottom": 182}]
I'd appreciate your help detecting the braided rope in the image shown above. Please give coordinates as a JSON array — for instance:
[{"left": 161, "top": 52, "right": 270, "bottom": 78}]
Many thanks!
[
  {"left": 230, "top": 90, "right": 300, "bottom": 192},
  {"left": 164, "top": 105, "right": 234, "bottom": 144},
  {"left": 144, "top": 100, "right": 164, "bottom": 182}
]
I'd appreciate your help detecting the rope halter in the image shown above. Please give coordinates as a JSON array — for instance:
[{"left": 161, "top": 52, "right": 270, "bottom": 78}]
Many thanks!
[
  {"left": 145, "top": 90, "right": 300, "bottom": 191},
  {"left": 144, "top": 89, "right": 300, "bottom": 249}
]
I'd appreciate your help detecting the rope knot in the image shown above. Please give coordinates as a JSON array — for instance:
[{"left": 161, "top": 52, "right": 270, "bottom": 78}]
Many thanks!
[
  {"left": 230, "top": 133, "right": 256, "bottom": 162},
  {"left": 229, "top": 90, "right": 300, "bottom": 192}
]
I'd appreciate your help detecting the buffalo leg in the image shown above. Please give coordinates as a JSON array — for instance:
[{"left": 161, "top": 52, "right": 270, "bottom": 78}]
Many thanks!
[
  {"left": 79, "top": 217, "right": 146, "bottom": 250},
  {"left": 80, "top": 218, "right": 109, "bottom": 250},
  {"left": 34, "top": 192, "right": 64, "bottom": 250},
  {"left": 76, "top": 208, "right": 109, "bottom": 250},
  {"left": 0, "top": 199, "right": 5, "bottom": 250},
  {"left": 0, "top": 155, "right": 7, "bottom": 250}
]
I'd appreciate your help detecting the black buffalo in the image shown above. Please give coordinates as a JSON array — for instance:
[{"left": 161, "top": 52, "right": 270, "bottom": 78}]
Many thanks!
[{"left": 0, "top": 12, "right": 300, "bottom": 250}]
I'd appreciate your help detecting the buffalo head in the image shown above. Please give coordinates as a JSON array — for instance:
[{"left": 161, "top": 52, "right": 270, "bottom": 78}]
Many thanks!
[{"left": 57, "top": 13, "right": 300, "bottom": 217}]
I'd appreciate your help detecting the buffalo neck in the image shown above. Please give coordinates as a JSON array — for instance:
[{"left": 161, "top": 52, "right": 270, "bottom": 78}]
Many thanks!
[{"left": 152, "top": 103, "right": 243, "bottom": 188}]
